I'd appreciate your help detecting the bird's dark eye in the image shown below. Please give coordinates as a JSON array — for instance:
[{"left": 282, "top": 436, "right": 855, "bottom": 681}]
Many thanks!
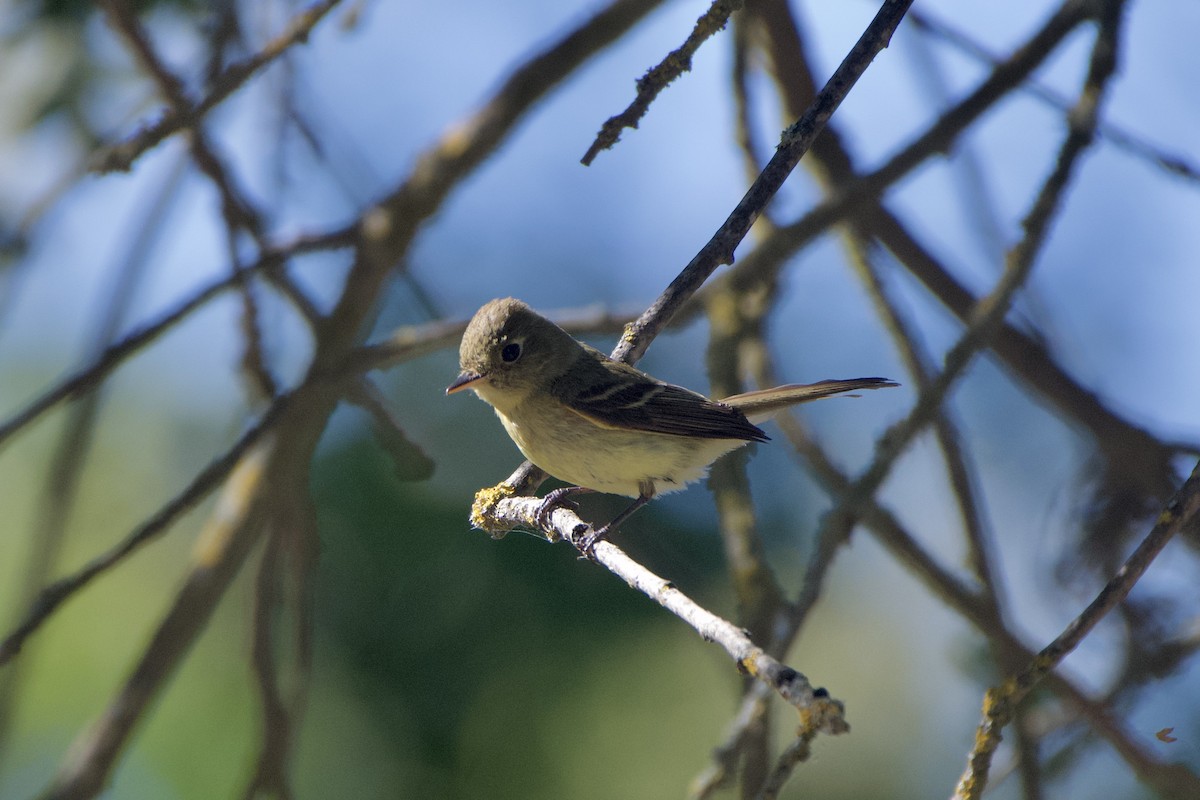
[{"left": 501, "top": 342, "right": 522, "bottom": 363}]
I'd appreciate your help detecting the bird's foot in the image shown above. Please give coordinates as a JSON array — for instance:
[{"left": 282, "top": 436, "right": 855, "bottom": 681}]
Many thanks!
[
  {"left": 575, "top": 525, "right": 610, "bottom": 560},
  {"left": 534, "top": 486, "right": 591, "bottom": 534}
]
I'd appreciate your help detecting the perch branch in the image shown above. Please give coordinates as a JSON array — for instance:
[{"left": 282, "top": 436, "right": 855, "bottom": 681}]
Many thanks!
[
  {"left": 471, "top": 492, "right": 849, "bottom": 736},
  {"left": 33, "top": 2, "right": 669, "bottom": 795}
]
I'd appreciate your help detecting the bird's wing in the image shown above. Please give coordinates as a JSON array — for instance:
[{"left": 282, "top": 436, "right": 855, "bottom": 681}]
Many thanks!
[{"left": 553, "top": 349, "right": 768, "bottom": 442}]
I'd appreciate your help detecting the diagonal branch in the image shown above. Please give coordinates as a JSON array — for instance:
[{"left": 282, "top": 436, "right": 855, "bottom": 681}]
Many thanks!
[
  {"left": 772, "top": 387, "right": 1200, "bottom": 799},
  {"left": 815, "top": 0, "right": 1114, "bottom": 564},
  {"left": 0, "top": 228, "right": 353, "bottom": 452},
  {"left": 471, "top": 491, "right": 849, "bottom": 736},
  {"left": 31, "top": 3, "right": 670, "bottom": 796},
  {"left": 40, "top": 439, "right": 280, "bottom": 800},
  {"left": 611, "top": 0, "right": 915, "bottom": 366},
  {"left": 0, "top": 396, "right": 291, "bottom": 667},
  {"left": 909, "top": 6, "right": 1200, "bottom": 186},
  {"left": 92, "top": 0, "right": 346, "bottom": 174},
  {"left": 954, "top": 462, "right": 1200, "bottom": 800},
  {"left": 582, "top": 0, "right": 744, "bottom": 164}
]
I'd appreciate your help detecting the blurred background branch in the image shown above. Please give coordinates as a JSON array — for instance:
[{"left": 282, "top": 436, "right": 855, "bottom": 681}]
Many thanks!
[{"left": 1, "top": 0, "right": 1198, "bottom": 798}]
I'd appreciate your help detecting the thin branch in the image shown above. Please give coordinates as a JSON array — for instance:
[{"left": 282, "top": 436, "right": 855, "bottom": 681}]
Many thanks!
[
  {"left": 770, "top": 382, "right": 1200, "bottom": 798},
  {"left": 0, "top": 227, "right": 352, "bottom": 451},
  {"left": 689, "top": 684, "right": 772, "bottom": 798},
  {"left": 0, "top": 279, "right": 225, "bottom": 450},
  {"left": 848, "top": 234, "right": 1051, "bottom": 794},
  {"left": 470, "top": 491, "right": 849, "bottom": 736},
  {"left": 0, "top": 396, "right": 291, "bottom": 667},
  {"left": 845, "top": 235, "right": 1001, "bottom": 596},
  {"left": 242, "top": 489, "right": 318, "bottom": 800},
  {"left": 344, "top": 378, "right": 435, "bottom": 482},
  {"left": 730, "top": 14, "right": 771, "bottom": 193},
  {"left": 0, "top": 155, "right": 189, "bottom": 751},
  {"left": 92, "top": 0, "right": 346, "bottom": 174},
  {"left": 34, "top": 3, "right": 669, "bottom": 794},
  {"left": 723, "top": 0, "right": 1179, "bottom": 532},
  {"left": 820, "top": 0, "right": 1112, "bottom": 557},
  {"left": 319, "top": 0, "right": 667, "bottom": 366},
  {"left": 722, "top": 0, "right": 1092, "bottom": 296},
  {"left": 582, "top": 0, "right": 744, "bottom": 164},
  {"left": 235, "top": 270, "right": 281, "bottom": 402},
  {"left": 953, "top": 461, "right": 1200, "bottom": 800},
  {"left": 909, "top": 7, "right": 1200, "bottom": 186},
  {"left": 611, "top": 0, "right": 915, "bottom": 366},
  {"left": 99, "top": 0, "right": 324, "bottom": 341},
  {"left": 755, "top": 730, "right": 816, "bottom": 800},
  {"left": 704, "top": 286, "right": 786, "bottom": 641},
  {"left": 40, "top": 439, "right": 280, "bottom": 800},
  {"left": 703, "top": 283, "right": 785, "bottom": 794},
  {"left": 243, "top": 527, "right": 296, "bottom": 800},
  {"left": 953, "top": 6, "right": 1193, "bottom": 793}
]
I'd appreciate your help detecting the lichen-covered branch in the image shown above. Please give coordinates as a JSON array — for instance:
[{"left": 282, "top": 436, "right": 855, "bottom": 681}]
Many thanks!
[{"left": 470, "top": 490, "right": 849, "bottom": 736}]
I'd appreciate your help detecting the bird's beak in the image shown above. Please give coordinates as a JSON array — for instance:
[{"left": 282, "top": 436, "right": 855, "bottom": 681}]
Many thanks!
[{"left": 446, "top": 370, "right": 486, "bottom": 395}]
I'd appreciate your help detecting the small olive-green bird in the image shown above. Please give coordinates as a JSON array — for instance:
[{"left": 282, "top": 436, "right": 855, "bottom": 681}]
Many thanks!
[{"left": 447, "top": 297, "right": 896, "bottom": 548}]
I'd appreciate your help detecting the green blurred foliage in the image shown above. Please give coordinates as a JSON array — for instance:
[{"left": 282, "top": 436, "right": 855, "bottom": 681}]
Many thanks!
[{"left": 309, "top": 436, "right": 738, "bottom": 798}]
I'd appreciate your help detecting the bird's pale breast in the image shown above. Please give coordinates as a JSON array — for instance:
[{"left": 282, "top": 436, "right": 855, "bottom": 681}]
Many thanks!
[{"left": 495, "top": 391, "right": 747, "bottom": 498}]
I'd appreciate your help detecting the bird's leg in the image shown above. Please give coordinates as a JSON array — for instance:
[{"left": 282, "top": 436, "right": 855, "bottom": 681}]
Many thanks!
[
  {"left": 578, "top": 481, "right": 656, "bottom": 557},
  {"left": 535, "top": 485, "right": 593, "bottom": 531}
]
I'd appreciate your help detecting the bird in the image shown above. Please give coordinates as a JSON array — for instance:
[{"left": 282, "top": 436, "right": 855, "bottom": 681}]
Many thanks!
[{"left": 447, "top": 297, "right": 896, "bottom": 552}]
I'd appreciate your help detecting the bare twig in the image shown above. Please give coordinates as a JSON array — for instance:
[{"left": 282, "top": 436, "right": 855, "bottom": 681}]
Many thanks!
[
  {"left": 582, "top": 0, "right": 744, "bottom": 164},
  {"left": 845, "top": 235, "right": 1000, "bottom": 595},
  {"left": 243, "top": 527, "right": 296, "bottom": 800},
  {"left": 723, "top": 0, "right": 1179, "bottom": 529},
  {"left": 818, "top": 0, "right": 1113, "bottom": 562},
  {"left": 344, "top": 378, "right": 435, "bottom": 482},
  {"left": 33, "top": 2, "right": 671, "bottom": 794},
  {"left": 0, "top": 278, "right": 228, "bottom": 450},
  {"left": 242, "top": 492, "right": 318, "bottom": 800},
  {"left": 704, "top": 286, "right": 786, "bottom": 641},
  {"left": 723, "top": 0, "right": 1092, "bottom": 296},
  {"left": 41, "top": 440, "right": 279, "bottom": 800},
  {"left": 92, "top": 0, "right": 346, "bottom": 174},
  {"left": 0, "top": 396, "right": 290, "bottom": 667},
  {"left": 100, "top": 0, "right": 322, "bottom": 340},
  {"left": 847, "top": 233, "right": 1055, "bottom": 794},
  {"left": 954, "top": 461, "right": 1200, "bottom": 800},
  {"left": 730, "top": 14, "right": 771, "bottom": 192},
  {"left": 320, "top": 0, "right": 666, "bottom": 365},
  {"left": 755, "top": 730, "right": 816, "bottom": 800},
  {"left": 0, "top": 227, "right": 353, "bottom": 452},
  {"left": 689, "top": 684, "right": 772, "bottom": 798},
  {"left": 771, "top": 384, "right": 1200, "bottom": 798},
  {"left": 0, "top": 156, "right": 188, "bottom": 751},
  {"left": 952, "top": 9, "right": 1190, "bottom": 794},
  {"left": 611, "top": 0, "right": 915, "bottom": 366},
  {"left": 909, "top": 7, "right": 1200, "bottom": 186},
  {"left": 703, "top": 282, "right": 786, "bottom": 793},
  {"left": 470, "top": 492, "right": 849, "bottom": 736}
]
